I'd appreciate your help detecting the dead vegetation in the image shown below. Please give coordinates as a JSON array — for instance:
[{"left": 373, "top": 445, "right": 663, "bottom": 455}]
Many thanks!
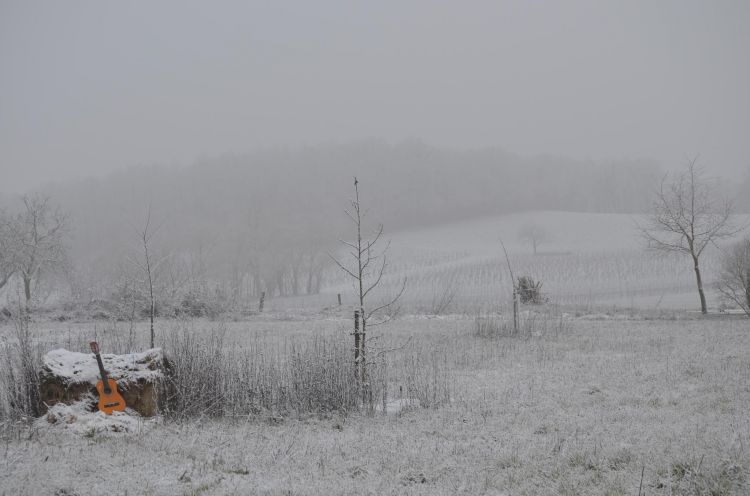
[{"left": 1, "top": 314, "right": 747, "bottom": 495}]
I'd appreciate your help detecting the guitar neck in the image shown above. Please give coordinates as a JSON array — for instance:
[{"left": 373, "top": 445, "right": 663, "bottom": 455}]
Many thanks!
[{"left": 94, "top": 352, "right": 111, "bottom": 393}]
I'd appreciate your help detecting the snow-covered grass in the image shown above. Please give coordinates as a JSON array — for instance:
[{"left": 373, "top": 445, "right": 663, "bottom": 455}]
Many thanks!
[
  {"left": 1, "top": 314, "right": 455, "bottom": 423},
  {"left": 1, "top": 313, "right": 748, "bottom": 495},
  {"left": 319, "top": 211, "right": 750, "bottom": 313},
  {"left": 0, "top": 315, "right": 42, "bottom": 423}
]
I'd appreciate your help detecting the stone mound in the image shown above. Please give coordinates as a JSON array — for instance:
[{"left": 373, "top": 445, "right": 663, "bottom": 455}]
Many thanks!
[{"left": 39, "top": 348, "right": 164, "bottom": 417}]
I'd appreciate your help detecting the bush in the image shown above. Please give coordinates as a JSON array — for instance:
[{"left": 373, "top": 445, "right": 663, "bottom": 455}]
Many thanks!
[
  {"left": 517, "top": 276, "right": 545, "bottom": 304},
  {"left": 175, "top": 291, "right": 225, "bottom": 319},
  {"left": 176, "top": 291, "right": 211, "bottom": 318},
  {"left": 717, "top": 238, "right": 750, "bottom": 317}
]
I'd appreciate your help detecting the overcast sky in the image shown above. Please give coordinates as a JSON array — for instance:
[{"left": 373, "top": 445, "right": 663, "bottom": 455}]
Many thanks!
[{"left": 1, "top": 0, "right": 749, "bottom": 194}]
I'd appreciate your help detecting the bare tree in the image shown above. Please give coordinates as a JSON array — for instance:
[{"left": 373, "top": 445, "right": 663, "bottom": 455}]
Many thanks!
[
  {"left": 0, "top": 211, "right": 17, "bottom": 291},
  {"left": 716, "top": 238, "right": 750, "bottom": 317},
  {"left": 639, "top": 157, "right": 743, "bottom": 314},
  {"left": 330, "top": 178, "right": 406, "bottom": 390},
  {"left": 426, "top": 276, "right": 457, "bottom": 315},
  {"left": 518, "top": 223, "right": 550, "bottom": 255},
  {"left": 128, "top": 208, "right": 167, "bottom": 348},
  {"left": 1, "top": 195, "right": 68, "bottom": 308}
]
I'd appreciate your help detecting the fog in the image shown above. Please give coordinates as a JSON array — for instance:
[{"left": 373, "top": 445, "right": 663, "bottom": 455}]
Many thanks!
[
  {"left": 4, "top": 4, "right": 750, "bottom": 489},
  {"left": 2, "top": 0, "right": 749, "bottom": 194}
]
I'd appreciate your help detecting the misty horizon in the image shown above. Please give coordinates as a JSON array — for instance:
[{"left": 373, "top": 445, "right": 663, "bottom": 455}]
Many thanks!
[{"left": 3, "top": 1, "right": 750, "bottom": 194}]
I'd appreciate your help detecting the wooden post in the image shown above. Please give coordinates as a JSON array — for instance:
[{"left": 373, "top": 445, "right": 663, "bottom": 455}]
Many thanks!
[
  {"left": 512, "top": 289, "right": 519, "bottom": 335},
  {"left": 354, "top": 310, "right": 362, "bottom": 388},
  {"left": 258, "top": 291, "right": 265, "bottom": 313},
  {"left": 337, "top": 293, "right": 342, "bottom": 306},
  {"left": 353, "top": 310, "right": 361, "bottom": 380}
]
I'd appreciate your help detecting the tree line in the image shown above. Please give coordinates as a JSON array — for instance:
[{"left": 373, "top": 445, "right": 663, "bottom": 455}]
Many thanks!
[{"left": 1, "top": 142, "right": 748, "bottom": 317}]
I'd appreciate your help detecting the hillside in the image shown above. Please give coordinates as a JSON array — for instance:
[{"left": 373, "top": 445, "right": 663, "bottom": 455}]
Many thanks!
[{"left": 322, "top": 211, "right": 749, "bottom": 312}]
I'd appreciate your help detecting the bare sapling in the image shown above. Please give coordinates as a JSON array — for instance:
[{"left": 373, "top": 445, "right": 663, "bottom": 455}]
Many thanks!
[
  {"left": 330, "top": 177, "right": 406, "bottom": 406},
  {"left": 427, "top": 274, "right": 458, "bottom": 315},
  {"left": 500, "top": 240, "right": 519, "bottom": 335},
  {"left": 128, "top": 207, "right": 169, "bottom": 349}
]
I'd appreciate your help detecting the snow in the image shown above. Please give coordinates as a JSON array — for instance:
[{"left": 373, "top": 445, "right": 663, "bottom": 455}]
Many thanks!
[
  {"left": 42, "top": 348, "right": 163, "bottom": 385},
  {"left": 376, "top": 398, "right": 421, "bottom": 415},
  {"left": 36, "top": 397, "right": 159, "bottom": 435},
  {"left": 2, "top": 316, "right": 749, "bottom": 495}
]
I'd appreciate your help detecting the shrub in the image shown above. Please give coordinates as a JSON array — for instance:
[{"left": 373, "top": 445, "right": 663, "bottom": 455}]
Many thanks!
[
  {"left": 517, "top": 276, "right": 545, "bottom": 304},
  {"left": 176, "top": 291, "right": 211, "bottom": 318},
  {"left": 717, "top": 238, "right": 750, "bottom": 317}
]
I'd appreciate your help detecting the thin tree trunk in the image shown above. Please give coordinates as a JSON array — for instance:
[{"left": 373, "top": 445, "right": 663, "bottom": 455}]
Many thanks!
[
  {"left": 23, "top": 275, "right": 32, "bottom": 306},
  {"left": 306, "top": 270, "right": 313, "bottom": 295},
  {"left": 146, "top": 254, "right": 155, "bottom": 348},
  {"left": 692, "top": 255, "right": 707, "bottom": 314},
  {"left": 253, "top": 272, "right": 261, "bottom": 298},
  {"left": 149, "top": 278, "right": 155, "bottom": 348},
  {"left": 353, "top": 309, "right": 360, "bottom": 379},
  {"left": 150, "top": 300, "right": 155, "bottom": 348},
  {"left": 314, "top": 269, "right": 322, "bottom": 293},
  {"left": 291, "top": 262, "right": 300, "bottom": 296}
]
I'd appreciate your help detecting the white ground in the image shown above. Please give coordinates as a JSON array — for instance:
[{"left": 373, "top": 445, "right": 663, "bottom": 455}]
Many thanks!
[
  {"left": 2, "top": 211, "right": 748, "bottom": 494},
  {"left": 2, "top": 314, "right": 748, "bottom": 495}
]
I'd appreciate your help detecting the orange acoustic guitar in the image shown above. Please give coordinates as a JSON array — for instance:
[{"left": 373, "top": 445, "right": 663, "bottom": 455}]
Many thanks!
[{"left": 89, "top": 341, "right": 126, "bottom": 415}]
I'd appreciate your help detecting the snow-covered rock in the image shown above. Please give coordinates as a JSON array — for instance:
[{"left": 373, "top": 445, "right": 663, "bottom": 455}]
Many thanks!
[
  {"left": 39, "top": 398, "right": 159, "bottom": 435},
  {"left": 39, "top": 348, "right": 164, "bottom": 417}
]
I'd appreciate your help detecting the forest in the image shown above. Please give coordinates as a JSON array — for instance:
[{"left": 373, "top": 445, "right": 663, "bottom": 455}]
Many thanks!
[{"left": 1, "top": 142, "right": 673, "bottom": 312}]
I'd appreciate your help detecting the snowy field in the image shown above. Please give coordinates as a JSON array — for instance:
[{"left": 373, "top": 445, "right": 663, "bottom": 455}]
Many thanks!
[
  {"left": 308, "top": 211, "right": 748, "bottom": 314},
  {"left": 1, "top": 211, "right": 748, "bottom": 495},
  {"left": 4, "top": 1, "right": 750, "bottom": 493},
  {"left": 2, "top": 312, "right": 749, "bottom": 495}
]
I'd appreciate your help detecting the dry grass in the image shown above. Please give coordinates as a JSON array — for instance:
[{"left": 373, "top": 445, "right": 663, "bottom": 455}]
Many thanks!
[
  {"left": 1, "top": 312, "right": 748, "bottom": 495},
  {"left": 473, "top": 306, "right": 573, "bottom": 339},
  {"left": 0, "top": 315, "right": 453, "bottom": 424},
  {"left": 0, "top": 314, "right": 43, "bottom": 428}
]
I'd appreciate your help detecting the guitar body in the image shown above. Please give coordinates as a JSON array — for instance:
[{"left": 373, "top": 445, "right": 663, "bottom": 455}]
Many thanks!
[
  {"left": 89, "top": 342, "right": 127, "bottom": 415},
  {"left": 95, "top": 378, "right": 126, "bottom": 415}
]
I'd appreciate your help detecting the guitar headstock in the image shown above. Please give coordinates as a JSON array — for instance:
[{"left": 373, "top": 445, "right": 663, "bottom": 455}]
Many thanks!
[{"left": 89, "top": 341, "right": 100, "bottom": 354}]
